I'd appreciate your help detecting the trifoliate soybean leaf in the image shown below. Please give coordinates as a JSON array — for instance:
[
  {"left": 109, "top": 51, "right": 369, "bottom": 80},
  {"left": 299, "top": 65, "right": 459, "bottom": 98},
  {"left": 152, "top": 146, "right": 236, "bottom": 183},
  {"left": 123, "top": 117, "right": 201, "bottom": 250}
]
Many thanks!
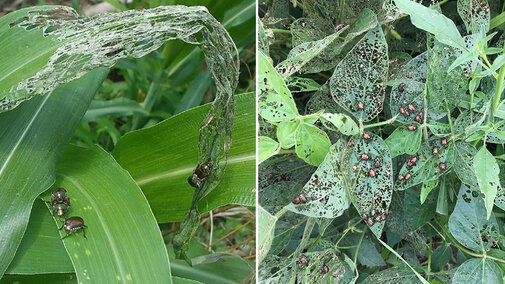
[
  {"left": 404, "top": 188, "right": 436, "bottom": 230},
  {"left": 259, "top": 136, "right": 280, "bottom": 164},
  {"left": 295, "top": 123, "right": 331, "bottom": 166},
  {"left": 346, "top": 134, "right": 393, "bottom": 238},
  {"left": 395, "top": 138, "right": 454, "bottom": 190},
  {"left": 277, "top": 120, "right": 300, "bottom": 149},
  {"left": 258, "top": 206, "right": 278, "bottom": 263},
  {"left": 393, "top": 0, "right": 466, "bottom": 50},
  {"left": 321, "top": 113, "right": 359, "bottom": 136},
  {"left": 457, "top": 0, "right": 491, "bottom": 34},
  {"left": 473, "top": 146, "right": 501, "bottom": 219},
  {"left": 385, "top": 125, "right": 422, "bottom": 158},
  {"left": 286, "top": 77, "right": 321, "bottom": 93},
  {"left": 286, "top": 141, "right": 351, "bottom": 218},
  {"left": 453, "top": 142, "right": 479, "bottom": 188},
  {"left": 449, "top": 184, "right": 500, "bottom": 252},
  {"left": 329, "top": 24, "right": 388, "bottom": 122},
  {"left": 427, "top": 35, "right": 470, "bottom": 114},
  {"left": 258, "top": 51, "right": 299, "bottom": 122},
  {"left": 389, "top": 52, "right": 427, "bottom": 125},
  {"left": 452, "top": 258, "right": 502, "bottom": 284}
]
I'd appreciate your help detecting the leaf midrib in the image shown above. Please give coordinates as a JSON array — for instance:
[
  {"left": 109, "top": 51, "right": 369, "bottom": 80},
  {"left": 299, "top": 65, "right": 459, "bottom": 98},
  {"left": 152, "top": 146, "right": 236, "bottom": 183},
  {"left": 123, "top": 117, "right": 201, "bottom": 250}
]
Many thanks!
[{"left": 136, "top": 153, "right": 255, "bottom": 186}]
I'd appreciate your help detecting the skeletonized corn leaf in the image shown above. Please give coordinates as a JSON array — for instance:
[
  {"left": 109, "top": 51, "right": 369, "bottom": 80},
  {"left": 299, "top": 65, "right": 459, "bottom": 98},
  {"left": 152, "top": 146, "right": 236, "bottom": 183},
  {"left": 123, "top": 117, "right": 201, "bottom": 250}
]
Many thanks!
[
  {"left": 286, "top": 140, "right": 351, "bottom": 218},
  {"left": 449, "top": 184, "right": 500, "bottom": 253},
  {"left": 329, "top": 24, "right": 388, "bottom": 122}
]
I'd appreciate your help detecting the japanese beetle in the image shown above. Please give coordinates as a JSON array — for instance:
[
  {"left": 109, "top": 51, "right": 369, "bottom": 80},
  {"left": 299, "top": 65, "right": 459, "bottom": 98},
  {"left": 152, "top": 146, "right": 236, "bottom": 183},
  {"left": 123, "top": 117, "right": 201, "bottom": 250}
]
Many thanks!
[
  {"left": 335, "top": 23, "right": 345, "bottom": 32},
  {"left": 408, "top": 104, "right": 415, "bottom": 111},
  {"left": 367, "top": 218, "right": 374, "bottom": 226},
  {"left": 439, "top": 162, "right": 446, "bottom": 170},
  {"left": 410, "top": 156, "right": 418, "bottom": 164},
  {"left": 321, "top": 265, "right": 329, "bottom": 274},
  {"left": 399, "top": 107, "right": 405, "bottom": 114},
  {"left": 396, "top": 174, "right": 404, "bottom": 181},
  {"left": 432, "top": 147, "right": 438, "bottom": 155},
  {"left": 358, "top": 102, "right": 364, "bottom": 110},
  {"left": 363, "top": 133, "right": 371, "bottom": 140},
  {"left": 298, "top": 194, "right": 307, "bottom": 203},
  {"left": 404, "top": 173, "right": 411, "bottom": 180},
  {"left": 415, "top": 116, "right": 421, "bottom": 123},
  {"left": 298, "top": 256, "right": 308, "bottom": 269},
  {"left": 407, "top": 125, "right": 416, "bottom": 131},
  {"left": 441, "top": 138, "right": 447, "bottom": 146},
  {"left": 369, "top": 169, "right": 376, "bottom": 177},
  {"left": 361, "top": 154, "right": 369, "bottom": 160},
  {"left": 187, "top": 161, "right": 213, "bottom": 188},
  {"left": 371, "top": 208, "right": 376, "bottom": 216},
  {"left": 52, "top": 203, "right": 69, "bottom": 218},
  {"left": 398, "top": 83, "right": 405, "bottom": 93},
  {"left": 60, "top": 216, "right": 87, "bottom": 240},
  {"left": 363, "top": 213, "right": 369, "bottom": 221},
  {"left": 51, "top": 188, "right": 70, "bottom": 205},
  {"left": 375, "top": 215, "right": 381, "bottom": 222},
  {"left": 292, "top": 196, "right": 301, "bottom": 205},
  {"left": 375, "top": 161, "right": 381, "bottom": 168}
]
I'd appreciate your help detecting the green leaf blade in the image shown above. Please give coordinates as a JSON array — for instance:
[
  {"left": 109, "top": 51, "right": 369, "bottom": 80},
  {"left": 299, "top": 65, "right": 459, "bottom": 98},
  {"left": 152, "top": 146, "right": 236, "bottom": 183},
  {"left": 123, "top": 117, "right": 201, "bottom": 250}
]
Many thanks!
[{"left": 473, "top": 146, "right": 501, "bottom": 219}]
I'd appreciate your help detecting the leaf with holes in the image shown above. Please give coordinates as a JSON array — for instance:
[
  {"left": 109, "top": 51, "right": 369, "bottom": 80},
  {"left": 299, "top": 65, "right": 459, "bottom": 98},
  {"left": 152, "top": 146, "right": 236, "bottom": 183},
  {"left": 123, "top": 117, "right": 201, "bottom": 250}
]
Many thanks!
[
  {"left": 345, "top": 134, "right": 393, "bottom": 238},
  {"left": 449, "top": 184, "right": 500, "bottom": 252},
  {"left": 395, "top": 138, "right": 454, "bottom": 190},
  {"left": 286, "top": 77, "right": 321, "bottom": 93},
  {"left": 385, "top": 125, "right": 422, "bottom": 158},
  {"left": 457, "top": 0, "right": 490, "bottom": 34},
  {"left": 295, "top": 123, "right": 331, "bottom": 166},
  {"left": 286, "top": 141, "right": 351, "bottom": 218},
  {"left": 426, "top": 35, "right": 470, "bottom": 114},
  {"left": 258, "top": 255, "right": 296, "bottom": 283},
  {"left": 297, "top": 249, "right": 353, "bottom": 283},
  {"left": 473, "top": 146, "right": 501, "bottom": 219},
  {"left": 258, "top": 51, "right": 299, "bottom": 122},
  {"left": 329, "top": 24, "right": 388, "bottom": 122},
  {"left": 453, "top": 258, "right": 502, "bottom": 284},
  {"left": 453, "top": 142, "right": 479, "bottom": 188},
  {"left": 389, "top": 52, "right": 427, "bottom": 125},
  {"left": 320, "top": 113, "right": 359, "bottom": 136}
]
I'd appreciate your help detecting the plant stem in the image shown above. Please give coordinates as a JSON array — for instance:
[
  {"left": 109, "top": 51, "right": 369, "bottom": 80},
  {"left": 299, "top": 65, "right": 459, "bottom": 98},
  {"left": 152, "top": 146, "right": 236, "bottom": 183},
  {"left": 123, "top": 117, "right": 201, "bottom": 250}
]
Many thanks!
[
  {"left": 363, "top": 115, "right": 399, "bottom": 129},
  {"left": 271, "top": 29, "right": 291, "bottom": 34},
  {"left": 492, "top": 46, "right": 505, "bottom": 123},
  {"left": 275, "top": 207, "right": 288, "bottom": 218}
]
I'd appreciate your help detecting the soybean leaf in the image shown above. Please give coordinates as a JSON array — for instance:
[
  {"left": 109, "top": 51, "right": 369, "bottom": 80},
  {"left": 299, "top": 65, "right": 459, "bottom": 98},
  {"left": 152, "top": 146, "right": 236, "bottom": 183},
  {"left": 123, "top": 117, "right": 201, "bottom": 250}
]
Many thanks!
[
  {"left": 113, "top": 93, "right": 255, "bottom": 223},
  {"left": 286, "top": 141, "right": 351, "bottom": 218},
  {"left": 258, "top": 18, "right": 269, "bottom": 55},
  {"left": 449, "top": 184, "right": 500, "bottom": 252},
  {"left": 389, "top": 52, "right": 427, "bottom": 125},
  {"left": 45, "top": 144, "right": 172, "bottom": 283},
  {"left": 285, "top": 77, "right": 320, "bottom": 93},
  {"left": 320, "top": 113, "right": 359, "bottom": 136},
  {"left": 258, "top": 255, "right": 295, "bottom": 283},
  {"left": 341, "top": 232, "right": 386, "bottom": 267},
  {"left": 430, "top": 244, "right": 452, "bottom": 272},
  {"left": 259, "top": 136, "right": 280, "bottom": 164},
  {"left": 457, "top": 0, "right": 491, "bottom": 34},
  {"left": 393, "top": 0, "right": 466, "bottom": 50},
  {"left": 453, "top": 142, "right": 479, "bottom": 188},
  {"left": 395, "top": 138, "right": 454, "bottom": 190},
  {"left": 258, "top": 206, "right": 277, "bottom": 263},
  {"left": 0, "top": 69, "right": 108, "bottom": 278},
  {"left": 420, "top": 179, "right": 439, "bottom": 204},
  {"left": 277, "top": 120, "right": 300, "bottom": 149},
  {"left": 453, "top": 258, "right": 502, "bottom": 284},
  {"left": 297, "top": 249, "right": 353, "bottom": 283},
  {"left": 258, "top": 51, "right": 299, "bottom": 122},
  {"left": 385, "top": 126, "right": 422, "bottom": 158},
  {"left": 346, "top": 134, "right": 394, "bottom": 238},
  {"left": 295, "top": 123, "right": 331, "bottom": 166},
  {"left": 329, "top": 24, "right": 388, "bottom": 122},
  {"left": 361, "top": 263, "right": 423, "bottom": 284},
  {"left": 473, "top": 146, "right": 501, "bottom": 219}
]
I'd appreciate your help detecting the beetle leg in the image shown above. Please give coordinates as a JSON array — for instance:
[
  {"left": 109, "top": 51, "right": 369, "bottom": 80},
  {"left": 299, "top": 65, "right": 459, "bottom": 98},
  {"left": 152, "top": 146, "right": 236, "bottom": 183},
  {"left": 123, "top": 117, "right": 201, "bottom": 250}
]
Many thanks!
[
  {"left": 82, "top": 228, "right": 87, "bottom": 239},
  {"left": 59, "top": 224, "right": 64, "bottom": 230},
  {"left": 61, "top": 233, "right": 70, "bottom": 240}
]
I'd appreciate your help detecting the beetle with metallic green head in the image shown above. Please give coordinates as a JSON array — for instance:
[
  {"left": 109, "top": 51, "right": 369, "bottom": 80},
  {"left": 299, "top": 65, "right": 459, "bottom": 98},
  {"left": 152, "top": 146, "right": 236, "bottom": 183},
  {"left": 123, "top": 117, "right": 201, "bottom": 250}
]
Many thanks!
[
  {"left": 60, "top": 216, "right": 87, "bottom": 240},
  {"left": 187, "top": 161, "right": 213, "bottom": 188}
]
